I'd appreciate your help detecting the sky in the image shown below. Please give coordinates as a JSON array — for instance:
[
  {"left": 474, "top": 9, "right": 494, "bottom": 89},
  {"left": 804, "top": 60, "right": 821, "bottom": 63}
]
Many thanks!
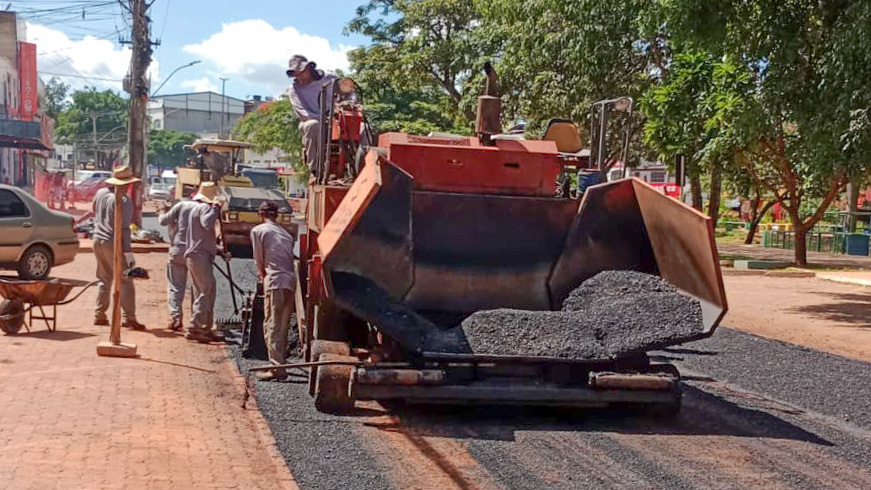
[{"left": 13, "top": 0, "right": 371, "bottom": 100}]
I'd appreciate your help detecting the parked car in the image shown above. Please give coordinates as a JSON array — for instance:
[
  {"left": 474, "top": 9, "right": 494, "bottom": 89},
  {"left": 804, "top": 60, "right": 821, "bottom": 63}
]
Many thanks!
[
  {"left": 0, "top": 185, "right": 79, "bottom": 279},
  {"left": 147, "top": 182, "right": 172, "bottom": 201},
  {"left": 68, "top": 171, "right": 111, "bottom": 202}
]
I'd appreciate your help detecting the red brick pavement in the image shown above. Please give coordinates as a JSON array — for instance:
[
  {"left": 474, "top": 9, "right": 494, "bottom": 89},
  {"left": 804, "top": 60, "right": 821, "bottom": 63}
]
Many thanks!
[{"left": 0, "top": 252, "right": 298, "bottom": 489}]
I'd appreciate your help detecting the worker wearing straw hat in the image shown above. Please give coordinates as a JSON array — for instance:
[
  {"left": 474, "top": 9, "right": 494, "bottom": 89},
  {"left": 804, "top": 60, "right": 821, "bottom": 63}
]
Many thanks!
[
  {"left": 92, "top": 166, "right": 145, "bottom": 330},
  {"left": 184, "top": 182, "right": 224, "bottom": 342}
]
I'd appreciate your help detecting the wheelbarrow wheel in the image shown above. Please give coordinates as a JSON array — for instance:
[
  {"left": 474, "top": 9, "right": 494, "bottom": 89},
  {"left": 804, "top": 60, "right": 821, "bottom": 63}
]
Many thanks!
[{"left": 0, "top": 299, "right": 25, "bottom": 335}]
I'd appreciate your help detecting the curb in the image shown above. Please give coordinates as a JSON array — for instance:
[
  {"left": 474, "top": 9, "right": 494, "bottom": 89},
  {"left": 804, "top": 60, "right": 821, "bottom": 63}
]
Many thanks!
[
  {"left": 764, "top": 270, "right": 816, "bottom": 278},
  {"left": 722, "top": 269, "right": 766, "bottom": 276},
  {"left": 817, "top": 275, "right": 871, "bottom": 288},
  {"left": 222, "top": 345, "right": 301, "bottom": 490}
]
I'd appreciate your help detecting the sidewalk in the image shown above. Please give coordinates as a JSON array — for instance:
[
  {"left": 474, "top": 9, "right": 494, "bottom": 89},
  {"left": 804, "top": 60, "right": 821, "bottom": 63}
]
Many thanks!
[
  {"left": 0, "top": 252, "right": 298, "bottom": 489},
  {"left": 719, "top": 242, "right": 871, "bottom": 270}
]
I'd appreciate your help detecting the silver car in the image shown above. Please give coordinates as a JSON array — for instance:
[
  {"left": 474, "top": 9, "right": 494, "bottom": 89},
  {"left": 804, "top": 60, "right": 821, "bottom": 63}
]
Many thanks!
[{"left": 0, "top": 185, "right": 80, "bottom": 279}]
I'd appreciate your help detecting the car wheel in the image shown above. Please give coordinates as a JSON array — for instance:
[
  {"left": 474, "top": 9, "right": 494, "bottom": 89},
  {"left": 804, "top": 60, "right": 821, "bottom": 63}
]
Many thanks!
[{"left": 18, "top": 245, "right": 53, "bottom": 280}]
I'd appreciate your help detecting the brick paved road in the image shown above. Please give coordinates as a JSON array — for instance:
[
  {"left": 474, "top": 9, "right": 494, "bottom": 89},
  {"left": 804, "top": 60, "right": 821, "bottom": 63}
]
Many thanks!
[{"left": 0, "top": 252, "right": 298, "bottom": 490}]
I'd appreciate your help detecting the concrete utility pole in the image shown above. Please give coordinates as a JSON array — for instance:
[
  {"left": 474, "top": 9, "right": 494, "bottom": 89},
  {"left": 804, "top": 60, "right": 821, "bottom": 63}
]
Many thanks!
[
  {"left": 219, "top": 77, "right": 229, "bottom": 139},
  {"left": 121, "top": 0, "right": 154, "bottom": 226}
]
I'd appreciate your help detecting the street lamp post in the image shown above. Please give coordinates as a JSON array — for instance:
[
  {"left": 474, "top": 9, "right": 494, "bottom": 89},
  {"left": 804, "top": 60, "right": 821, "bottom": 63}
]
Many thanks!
[
  {"left": 151, "top": 60, "right": 202, "bottom": 98},
  {"left": 219, "top": 77, "right": 229, "bottom": 139}
]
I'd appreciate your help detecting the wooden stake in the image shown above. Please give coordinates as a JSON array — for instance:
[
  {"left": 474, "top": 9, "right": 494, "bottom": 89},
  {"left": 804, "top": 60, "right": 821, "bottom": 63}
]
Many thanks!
[{"left": 97, "top": 184, "right": 137, "bottom": 358}]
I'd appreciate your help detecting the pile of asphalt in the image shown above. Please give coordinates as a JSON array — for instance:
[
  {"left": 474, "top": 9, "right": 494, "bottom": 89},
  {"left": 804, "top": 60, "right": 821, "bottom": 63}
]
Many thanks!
[{"left": 451, "top": 271, "right": 703, "bottom": 359}]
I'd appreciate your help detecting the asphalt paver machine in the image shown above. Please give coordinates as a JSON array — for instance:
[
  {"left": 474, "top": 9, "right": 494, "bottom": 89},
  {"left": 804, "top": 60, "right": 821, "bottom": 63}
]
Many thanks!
[{"left": 292, "top": 67, "right": 727, "bottom": 414}]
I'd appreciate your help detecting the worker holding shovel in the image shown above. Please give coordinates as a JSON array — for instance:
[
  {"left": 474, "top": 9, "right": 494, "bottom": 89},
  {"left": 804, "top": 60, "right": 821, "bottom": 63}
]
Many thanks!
[{"left": 250, "top": 201, "right": 296, "bottom": 381}]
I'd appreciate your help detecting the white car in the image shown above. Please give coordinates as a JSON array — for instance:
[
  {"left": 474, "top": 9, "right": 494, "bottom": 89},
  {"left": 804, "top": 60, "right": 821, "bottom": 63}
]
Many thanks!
[
  {"left": 0, "top": 185, "right": 79, "bottom": 279},
  {"left": 147, "top": 183, "right": 172, "bottom": 201}
]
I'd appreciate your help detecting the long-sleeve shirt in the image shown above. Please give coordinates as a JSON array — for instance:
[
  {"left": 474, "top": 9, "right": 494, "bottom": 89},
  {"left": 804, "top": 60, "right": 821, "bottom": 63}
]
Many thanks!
[
  {"left": 287, "top": 73, "right": 337, "bottom": 122},
  {"left": 159, "top": 200, "right": 197, "bottom": 258},
  {"left": 184, "top": 201, "right": 220, "bottom": 258},
  {"left": 250, "top": 220, "right": 296, "bottom": 291},
  {"left": 92, "top": 187, "right": 132, "bottom": 252}
]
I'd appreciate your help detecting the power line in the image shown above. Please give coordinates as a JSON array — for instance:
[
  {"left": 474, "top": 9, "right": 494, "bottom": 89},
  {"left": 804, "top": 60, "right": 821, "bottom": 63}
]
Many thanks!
[{"left": 38, "top": 70, "right": 120, "bottom": 82}]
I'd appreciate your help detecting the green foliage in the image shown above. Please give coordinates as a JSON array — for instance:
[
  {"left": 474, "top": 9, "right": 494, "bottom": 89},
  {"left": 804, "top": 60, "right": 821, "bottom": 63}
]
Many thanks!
[
  {"left": 147, "top": 130, "right": 197, "bottom": 168},
  {"left": 232, "top": 99, "right": 305, "bottom": 172},
  {"left": 42, "top": 77, "right": 70, "bottom": 121},
  {"left": 347, "top": 0, "right": 490, "bottom": 132},
  {"left": 55, "top": 87, "right": 127, "bottom": 147},
  {"left": 476, "top": 0, "right": 656, "bottom": 134}
]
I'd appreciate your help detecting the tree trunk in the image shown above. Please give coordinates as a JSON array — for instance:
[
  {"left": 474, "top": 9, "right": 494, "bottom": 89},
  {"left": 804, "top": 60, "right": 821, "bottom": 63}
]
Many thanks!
[
  {"left": 690, "top": 175, "right": 703, "bottom": 211},
  {"left": 745, "top": 199, "right": 776, "bottom": 244},
  {"left": 793, "top": 226, "right": 809, "bottom": 266},
  {"left": 707, "top": 160, "right": 722, "bottom": 227}
]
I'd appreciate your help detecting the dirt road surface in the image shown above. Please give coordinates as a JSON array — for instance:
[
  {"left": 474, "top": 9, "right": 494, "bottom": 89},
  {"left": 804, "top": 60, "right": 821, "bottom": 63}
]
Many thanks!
[{"left": 223, "top": 258, "right": 871, "bottom": 490}]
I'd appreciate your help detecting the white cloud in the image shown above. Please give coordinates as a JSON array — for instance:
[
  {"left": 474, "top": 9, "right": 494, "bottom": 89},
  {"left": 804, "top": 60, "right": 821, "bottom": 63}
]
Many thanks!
[
  {"left": 183, "top": 20, "right": 352, "bottom": 93},
  {"left": 26, "top": 23, "right": 159, "bottom": 91},
  {"left": 180, "top": 76, "right": 219, "bottom": 93}
]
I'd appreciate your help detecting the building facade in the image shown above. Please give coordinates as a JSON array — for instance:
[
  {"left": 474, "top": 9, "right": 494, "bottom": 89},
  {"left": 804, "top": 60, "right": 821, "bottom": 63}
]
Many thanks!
[
  {"left": 147, "top": 92, "right": 245, "bottom": 137},
  {"left": 0, "top": 12, "right": 51, "bottom": 189}
]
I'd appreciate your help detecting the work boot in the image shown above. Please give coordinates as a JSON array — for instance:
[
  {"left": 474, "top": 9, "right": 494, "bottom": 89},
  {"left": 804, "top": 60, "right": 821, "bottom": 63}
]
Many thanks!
[
  {"left": 94, "top": 315, "right": 109, "bottom": 326},
  {"left": 255, "top": 368, "right": 287, "bottom": 382},
  {"left": 122, "top": 319, "right": 146, "bottom": 330},
  {"left": 168, "top": 319, "right": 183, "bottom": 331},
  {"left": 185, "top": 327, "right": 212, "bottom": 343}
]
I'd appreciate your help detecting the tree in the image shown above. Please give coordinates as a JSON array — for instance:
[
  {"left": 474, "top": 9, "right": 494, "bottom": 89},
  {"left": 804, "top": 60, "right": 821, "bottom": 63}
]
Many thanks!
[
  {"left": 666, "top": 0, "right": 871, "bottom": 265},
  {"left": 641, "top": 50, "right": 717, "bottom": 212},
  {"left": 147, "top": 130, "right": 197, "bottom": 168},
  {"left": 55, "top": 87, "right": 128, "bottom": 168},
  {"left": 232, "top": 99, "right": 304, "bottom": 172},
  {"left": 42, "top": 77, "right": 70, "bottom": 120},
  {"left": 347, "top": 0, "right": 487, "bottom": 129},
  {"left": 477, "top": 0, "right": 656, "bottom": 135}
]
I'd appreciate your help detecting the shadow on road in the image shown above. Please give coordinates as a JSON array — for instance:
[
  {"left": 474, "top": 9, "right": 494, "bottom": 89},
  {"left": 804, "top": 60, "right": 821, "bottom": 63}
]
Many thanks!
[
  {"left": 13, "top": 330, "right": 95, "bottom": 341},
  {"left": 790, "top": 291, "right": 871, "bottom": 328},
  {"left": 368, "top": 384, "right": 831, "bottom": 447}
]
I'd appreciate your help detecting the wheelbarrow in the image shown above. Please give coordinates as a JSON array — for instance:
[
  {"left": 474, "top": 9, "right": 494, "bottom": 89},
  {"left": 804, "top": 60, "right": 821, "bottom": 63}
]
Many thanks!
[{"left": 0, "top": 278, "right": 100, "bottom": 335}]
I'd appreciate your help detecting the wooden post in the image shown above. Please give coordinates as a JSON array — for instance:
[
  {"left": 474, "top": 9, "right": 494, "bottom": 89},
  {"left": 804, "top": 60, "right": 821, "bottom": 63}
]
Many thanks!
[
  {"left": 109, "top": 185, "right": 124, "bottom": 345},
  {"left": 97, "top": 185, "right": 138, "bottom": 357}
]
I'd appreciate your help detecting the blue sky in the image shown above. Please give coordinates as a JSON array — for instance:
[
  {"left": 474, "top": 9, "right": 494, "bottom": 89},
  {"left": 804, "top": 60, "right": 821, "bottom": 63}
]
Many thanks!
[{"left": 16, "top": 0, "right": 372, "bottom": 100}]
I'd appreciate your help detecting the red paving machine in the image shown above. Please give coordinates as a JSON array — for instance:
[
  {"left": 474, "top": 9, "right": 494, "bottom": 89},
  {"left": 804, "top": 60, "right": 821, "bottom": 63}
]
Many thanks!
[{"left": 292, "top": 67, "right": 727, "bottom": 413}]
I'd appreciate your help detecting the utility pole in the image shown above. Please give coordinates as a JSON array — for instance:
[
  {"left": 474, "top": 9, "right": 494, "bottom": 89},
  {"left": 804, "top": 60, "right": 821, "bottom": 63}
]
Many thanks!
[
  {"left": 120, "top": 0, "right": 155, "bottom": 226},
  {"left": 91, "top": 112, "right": 98, "bottom": 168},
  {"left": 219, "top": 77, "right": 229, "bottom": 139}
]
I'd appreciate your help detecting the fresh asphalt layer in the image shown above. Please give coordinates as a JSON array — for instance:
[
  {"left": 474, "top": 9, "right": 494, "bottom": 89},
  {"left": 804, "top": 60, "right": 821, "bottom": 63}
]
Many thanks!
[{"left": 219, "top": 258, "right": 871, "bottom": 489}]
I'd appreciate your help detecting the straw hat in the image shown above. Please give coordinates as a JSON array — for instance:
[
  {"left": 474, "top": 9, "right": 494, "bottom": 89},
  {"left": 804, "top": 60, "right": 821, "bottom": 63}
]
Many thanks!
[
  {"left": 105, "top": 166, "right": 141, "bottom": 186},
  {"left": 192, "top": 182, "right": 219, "bottom": 204}
]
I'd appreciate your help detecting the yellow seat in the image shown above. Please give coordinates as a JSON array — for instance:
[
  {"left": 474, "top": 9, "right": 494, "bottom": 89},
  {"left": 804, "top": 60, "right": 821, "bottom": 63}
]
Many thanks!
[{"left": 543, "top": 118, "right": 585, "bottom": 154}]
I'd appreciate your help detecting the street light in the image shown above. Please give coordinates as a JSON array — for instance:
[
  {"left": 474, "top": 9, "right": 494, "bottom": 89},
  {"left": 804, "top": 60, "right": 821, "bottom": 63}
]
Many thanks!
[{"left": 150, "top": 60, "right": 202, "bottom": 97}]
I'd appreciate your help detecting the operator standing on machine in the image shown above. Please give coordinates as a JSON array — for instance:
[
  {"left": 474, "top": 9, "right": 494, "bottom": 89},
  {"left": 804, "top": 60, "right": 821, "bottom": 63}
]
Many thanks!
[
  {"left": 286, "top": 54, "right": 337, "bottom": 174},
  {"left": 250, "top": 201, "right": 296, "bottom": 381}
]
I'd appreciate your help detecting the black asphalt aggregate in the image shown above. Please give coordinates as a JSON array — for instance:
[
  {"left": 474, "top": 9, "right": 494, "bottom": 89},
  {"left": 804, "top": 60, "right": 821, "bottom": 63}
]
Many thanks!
[
  {"left": 217, "top": 258, "right": 871, "bottom": 489},
  {"left": 658, "top": 327, "right": 871, "bottom": 429},
  {"left": 455, "top": 271, "right": 703, "bottom": 359}
]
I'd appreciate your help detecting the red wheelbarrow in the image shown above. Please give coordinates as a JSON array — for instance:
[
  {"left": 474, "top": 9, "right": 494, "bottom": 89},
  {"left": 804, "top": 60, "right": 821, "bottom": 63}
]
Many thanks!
[{"left": 0, "top": 278, "right": 100, "bottom": 334}]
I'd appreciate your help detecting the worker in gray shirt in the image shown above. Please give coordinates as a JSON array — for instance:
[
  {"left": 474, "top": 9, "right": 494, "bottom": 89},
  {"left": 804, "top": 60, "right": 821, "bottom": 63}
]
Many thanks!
[
  {"left": 286, "top": 55, "right": 337, "bottom": 174},
  {"left": 250, "top": 201, "right": 296, "bottom": 381},
  {"left": 158, "top": 199, "right": 197, "bottom": 331},
  {"left": 184, "top": 182, "right": 224, "bottom": 342},
  {"left": 91, "top": 166, "right": 144, "bottom": 330}
]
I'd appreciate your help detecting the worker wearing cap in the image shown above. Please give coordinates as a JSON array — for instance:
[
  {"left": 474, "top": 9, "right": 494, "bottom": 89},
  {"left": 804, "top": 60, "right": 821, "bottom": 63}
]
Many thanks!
[
  {"left": 286, "top": 54, "right": 337, "bottom": 174},
  {"left": 250, "top": 201, "right": 296, "bottom": 381},
  {"left": 158, "top": 198, "right": 198, "bottom": 331},
  {"left": 184, "top": 182, "right": 224, "bottom": 342},
  {"left": 92, "top": 166, "right": 144, "bottom": 330}
]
